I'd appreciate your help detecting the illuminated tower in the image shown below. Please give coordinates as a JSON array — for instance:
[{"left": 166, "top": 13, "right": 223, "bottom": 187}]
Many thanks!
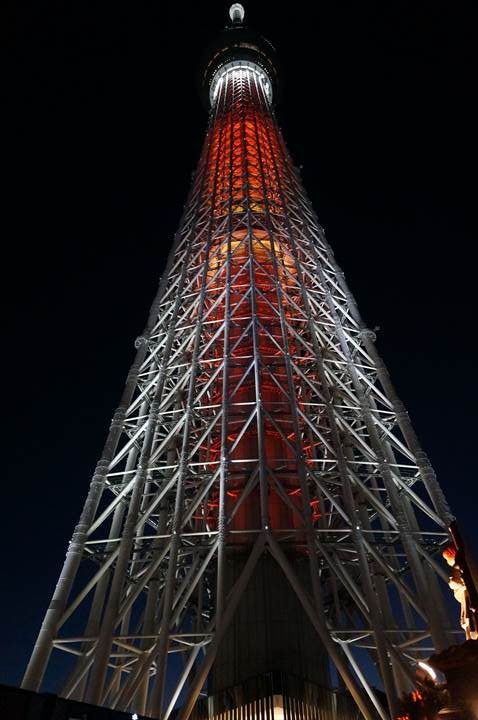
[{"left": 23, "top": 5, "right": 461, "bottom": 720}]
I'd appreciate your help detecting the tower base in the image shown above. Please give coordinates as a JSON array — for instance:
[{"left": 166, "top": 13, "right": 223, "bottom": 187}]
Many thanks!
[
  {"left": 193, "top": 671, "right": 363, "bottom": 720},
  {"left": 212, "top": 553, "right": 330, "bottom": 693}
]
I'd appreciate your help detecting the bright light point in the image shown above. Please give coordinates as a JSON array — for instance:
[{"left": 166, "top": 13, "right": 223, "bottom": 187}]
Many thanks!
[
  {"left": 417, "top": 661, "right": 437, "bottom": 681},
  {"left": 229, "top": 3, "right": 245, "bottom": 24},
  {"left": 132, "top": 714, "right": 139, "bottom": 720},
  {"left": 273, "top": 695, "right": 285, "bottom": 720}
]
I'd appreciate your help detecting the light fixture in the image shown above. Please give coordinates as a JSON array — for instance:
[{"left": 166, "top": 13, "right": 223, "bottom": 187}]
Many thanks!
[{"left": 417, "top": 661, "right": 437, "bottom": 682}]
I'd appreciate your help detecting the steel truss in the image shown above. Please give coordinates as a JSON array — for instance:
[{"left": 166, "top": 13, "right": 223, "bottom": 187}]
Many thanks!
[{"left": 23, "top": 60, "right": 456, "bottom": 720}]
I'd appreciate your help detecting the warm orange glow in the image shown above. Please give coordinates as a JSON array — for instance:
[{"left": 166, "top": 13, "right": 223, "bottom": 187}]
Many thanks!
[
  {"left": 195, "top": 73, "right": 319, "bottom": 537},
  {"left": 442, "top": 544, "right": 457, "bottom": 565}
]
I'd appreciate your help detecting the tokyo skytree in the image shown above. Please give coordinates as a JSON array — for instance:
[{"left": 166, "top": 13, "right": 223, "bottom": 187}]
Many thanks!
[{"left": 22, "top": 5, "right": 469, "bottom": 720}]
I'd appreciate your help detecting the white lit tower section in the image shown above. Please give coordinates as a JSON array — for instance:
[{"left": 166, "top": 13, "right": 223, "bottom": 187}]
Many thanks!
[{"left": 22, "top": 5, "right": 462, "bottom": 720}]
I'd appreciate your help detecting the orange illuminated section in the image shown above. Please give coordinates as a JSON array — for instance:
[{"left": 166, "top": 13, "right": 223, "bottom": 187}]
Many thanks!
[{"left": 195, "top": 69, "right": 320, "bottom": 536}]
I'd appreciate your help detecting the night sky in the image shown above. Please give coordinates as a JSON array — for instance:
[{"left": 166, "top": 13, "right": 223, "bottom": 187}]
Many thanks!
[{"left": 4, "top": 0, "right": 477, "bottom": 692}]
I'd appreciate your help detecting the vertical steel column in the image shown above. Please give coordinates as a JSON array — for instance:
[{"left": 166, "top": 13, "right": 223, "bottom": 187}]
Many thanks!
[
  {"left": 313, "top": 258, "right": 448, "bottom": 653},
  {"left": 146, "top": 83, "right": 227, "bottom": 719},
  {"left": 21, "top": 272, "right": 169, "bottom": 692},
  {"left": 273, "top": 128, "right": 452, "bottom": 654},
  {"left": 177, "top": 536, "right": 266, "bottom": 720},
  {"left": 250, "top": 74, "right": 389, "bottom": 717},
  {"left": 64, "top": 443, "right": 139, "bottom": 700},
  {"left": 239, "top": 72, "right": 270, "bottom": 533},
  {"left": 258, "top": 92, "right": 396, "bottom": 713},
  {"left": 215, "top": 71, "right": 234, "bottom": 629}
]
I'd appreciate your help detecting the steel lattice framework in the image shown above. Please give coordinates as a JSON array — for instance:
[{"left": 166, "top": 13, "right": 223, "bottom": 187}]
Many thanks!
[{"left": 23, "top": 8, "right": 457, "bottom": 720}]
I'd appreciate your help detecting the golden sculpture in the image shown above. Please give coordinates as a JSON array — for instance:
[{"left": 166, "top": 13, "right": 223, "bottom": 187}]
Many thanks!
[{"left": 442, "top": 544, "right": 478, "bottom": 641}]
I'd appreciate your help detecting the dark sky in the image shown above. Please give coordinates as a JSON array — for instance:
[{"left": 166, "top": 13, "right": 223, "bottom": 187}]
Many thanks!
[{"left": 4, "top": 0, "right": 477, "bottom": 691}]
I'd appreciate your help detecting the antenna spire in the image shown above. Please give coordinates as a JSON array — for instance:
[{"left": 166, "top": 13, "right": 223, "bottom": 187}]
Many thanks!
[{"left": 229, "top": 3, "right": 245, "bottom": 25}]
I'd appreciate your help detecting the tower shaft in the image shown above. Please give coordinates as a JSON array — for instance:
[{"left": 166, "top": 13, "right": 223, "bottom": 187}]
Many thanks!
[{"left": 22, "top": 9, "right": 458, "bottom": 720}]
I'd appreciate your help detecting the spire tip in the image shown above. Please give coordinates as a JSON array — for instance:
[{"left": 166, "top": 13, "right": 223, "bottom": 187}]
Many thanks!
[{"left": 229, "top": 3, "right": 245, "bottom": 25}]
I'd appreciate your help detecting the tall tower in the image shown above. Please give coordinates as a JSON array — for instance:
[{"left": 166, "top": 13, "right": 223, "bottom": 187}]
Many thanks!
[{"left": 23, "top": 6, "right": 460, "bottom": 720}]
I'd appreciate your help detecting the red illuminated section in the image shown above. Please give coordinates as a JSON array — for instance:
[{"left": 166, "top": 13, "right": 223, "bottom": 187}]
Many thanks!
[{"left": 196, "top": 71, "right": 320, "bottom": 537}]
